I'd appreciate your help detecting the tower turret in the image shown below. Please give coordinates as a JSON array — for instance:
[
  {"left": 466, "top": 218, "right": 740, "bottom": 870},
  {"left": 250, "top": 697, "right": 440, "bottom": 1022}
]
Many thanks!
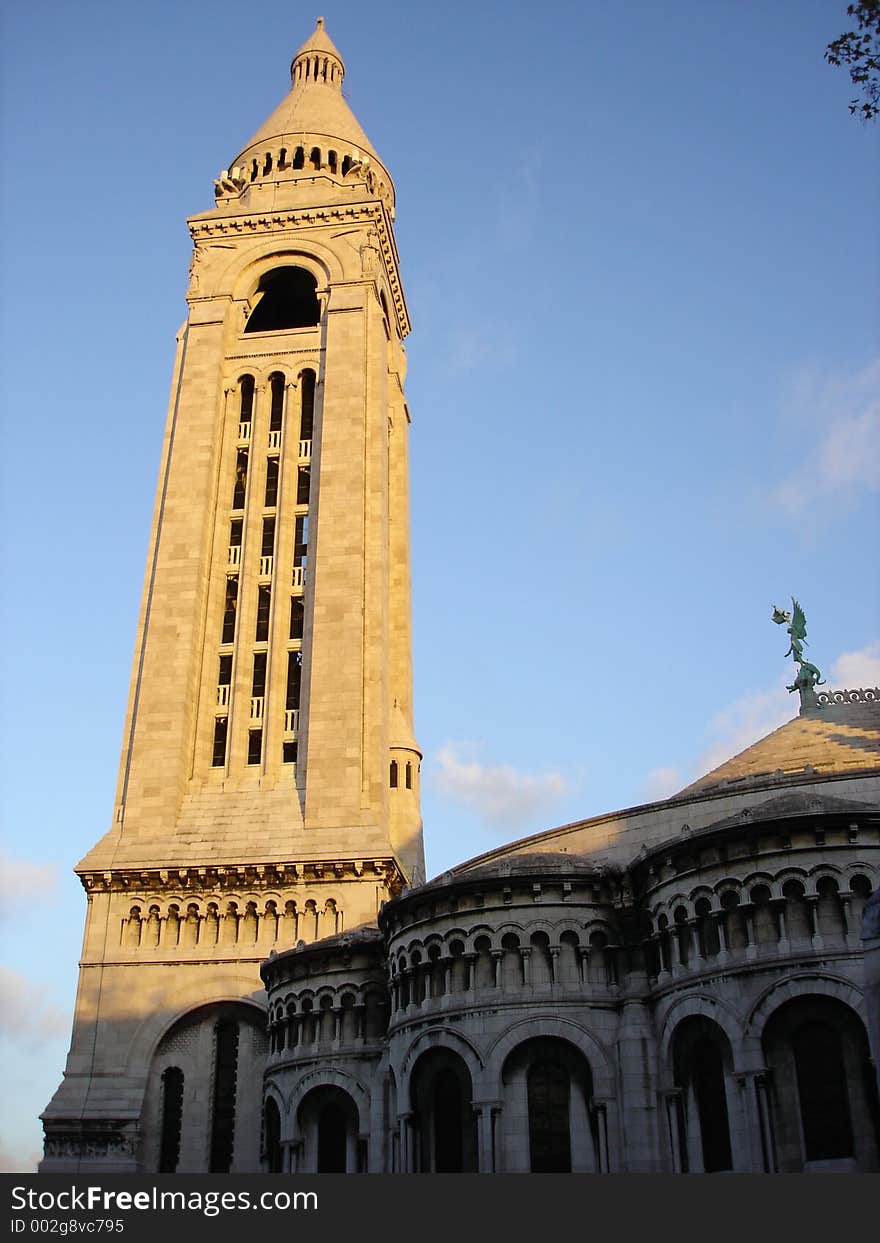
[{"left": 41, "top": 21, "right": 423, "bottom": 1174}]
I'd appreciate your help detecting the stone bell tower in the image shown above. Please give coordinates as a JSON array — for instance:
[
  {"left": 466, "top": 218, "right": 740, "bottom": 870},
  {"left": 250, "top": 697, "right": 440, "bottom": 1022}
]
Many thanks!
[{"left": 41, "top": 19, "right": 424, "bottom": 1172}]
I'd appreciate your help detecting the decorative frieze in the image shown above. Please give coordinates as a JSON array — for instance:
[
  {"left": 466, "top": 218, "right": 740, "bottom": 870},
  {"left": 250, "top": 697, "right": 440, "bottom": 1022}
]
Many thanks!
[{"left": 79, "top": 857, "right": 401, "bottom": 895}]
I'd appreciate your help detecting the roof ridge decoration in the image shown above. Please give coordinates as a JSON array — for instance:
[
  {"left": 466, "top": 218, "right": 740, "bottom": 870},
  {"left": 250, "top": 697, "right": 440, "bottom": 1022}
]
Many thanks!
[
  {"left": 815, "top": 686, "right": 880, "bottom": 707},
  {"left": 771, "top": 597, "right": 825, "bottom": 713}
]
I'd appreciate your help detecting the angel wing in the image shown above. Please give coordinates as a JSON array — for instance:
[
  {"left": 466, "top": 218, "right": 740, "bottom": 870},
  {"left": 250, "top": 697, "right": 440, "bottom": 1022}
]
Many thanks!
[{"left": 789, "top": 597, "right": 807, "bottom": 644}]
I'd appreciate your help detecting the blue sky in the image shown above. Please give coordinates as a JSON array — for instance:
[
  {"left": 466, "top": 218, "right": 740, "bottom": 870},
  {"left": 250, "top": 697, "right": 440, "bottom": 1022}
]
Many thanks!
[{"left": 0, "top": 0, "right": 878, "bottom": 1171}]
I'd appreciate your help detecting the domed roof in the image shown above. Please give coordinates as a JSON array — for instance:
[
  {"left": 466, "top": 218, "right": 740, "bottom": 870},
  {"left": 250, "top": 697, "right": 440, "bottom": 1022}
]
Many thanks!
[
  {"left": 678, "top": 697, "right": 880, "bottom": 796},
  {"left": 231, "top": 18, "right": 380, "bottom": 167}
]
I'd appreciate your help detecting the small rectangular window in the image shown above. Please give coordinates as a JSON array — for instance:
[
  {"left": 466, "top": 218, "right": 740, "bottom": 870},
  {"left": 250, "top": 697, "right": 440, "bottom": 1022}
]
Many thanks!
[
  {"left": 239, "top": 376, "right": 254, "bottom": 421},
  {"left": 232, "top": 450, "right": 248, "bottom": 509},
  {"left": 252, "top": 652, "right": 267, "bottom": 697},
  {"left": 222, "top": 578, "right": 238, "bottom": 644},
  {"left": 212, "top": 718, "right": 228, "bottom": 767},
  {"left": 264, "top": 458, "right": 279, "bottom": 507},
  {"left": 300, "top": 371, "right": 315, "bottom": 440},
  {"left": 247, "top": 729, "right": 262, "bottom": 765},
  {"left": 296, "top": 466, "right": 310, "bottom": 506},
  {"left": 262, "top": 517, "right": 276, "bottom": 558},
  {"left": 289, "top": 597, "right": 304, "bottom": 641},
  {"left": 269, "top": 375, "right": 284, "bottom": 431},
  {"left": 229, "top": 519, "right": 242, "bottom": 547},
  {"left": 255, "top": 586, "right": 271, "bottom": 642},
  {"left": 282, "top": 740, "right": 297, "bottom": 765},
  {"left": 286, "top": 650, "right": 302, "bottom": 710},
  {"left": 218, "top": 654, "right": 232, "bottom": 686},
  {"left": 294, "top": 514, "right": 308, "bottom": 567}
]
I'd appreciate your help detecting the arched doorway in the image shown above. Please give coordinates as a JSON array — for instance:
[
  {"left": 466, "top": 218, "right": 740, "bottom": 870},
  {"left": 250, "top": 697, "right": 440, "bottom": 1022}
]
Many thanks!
[
  {"left": 409, "top": 1048, "right": 477, "bottom": 1172},
  {"left": 500, "top": 1036, "right": 597, "bottom": 1173},
  {"left": 263, "top": 1097, "right": 282, "bottom": 1173},
  {"left": 140, "top": 1001, "right": 267, "bottom": 1173},
  {"left": 670, "top": 1016, "right": 735, "bottom": 1173},
  {"left": 297, "top": 1085, "right": 361, "bottom": 1173},
  {"left": 762, "top": 995, "right": 879, "bottom": 1172}
]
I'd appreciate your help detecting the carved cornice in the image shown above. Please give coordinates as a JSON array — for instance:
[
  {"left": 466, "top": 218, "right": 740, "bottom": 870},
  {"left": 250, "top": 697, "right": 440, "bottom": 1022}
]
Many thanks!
[
  {"left": 78, "top": 857, "right": 404, "bottom": 896},
  {"left": 188, "top": 202, "right": 410, "bottom": 338}
]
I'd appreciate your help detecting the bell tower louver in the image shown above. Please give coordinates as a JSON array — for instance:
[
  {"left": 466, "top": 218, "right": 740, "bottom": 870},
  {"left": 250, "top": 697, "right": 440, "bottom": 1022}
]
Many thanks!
[{"left": 41, "top": 19, "right": 424, "bottom": 1173}]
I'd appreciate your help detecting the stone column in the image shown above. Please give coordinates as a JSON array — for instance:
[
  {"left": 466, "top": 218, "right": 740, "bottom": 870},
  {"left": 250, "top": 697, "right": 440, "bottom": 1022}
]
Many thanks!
[
  {"left": 715, "top": 911, "right": 729, "bottom": 961},
  {"left": 578, "top": 947, "right": 590, "bottom": 986},
  {"left": 773, "top": 899, "right": 788, "bottom": 952},
  {"left": 754, "top": 1072, "right": 777, "bottom": 1172},
  {"left": 663, "top": 1090, "right": 685, "bottom": 1173},
  {"left": 590, "top": 1101, "right": 610, "bottom": 1172},
  {"left": 473, "top": 1104, "right": 496, "bottom": 1173}
]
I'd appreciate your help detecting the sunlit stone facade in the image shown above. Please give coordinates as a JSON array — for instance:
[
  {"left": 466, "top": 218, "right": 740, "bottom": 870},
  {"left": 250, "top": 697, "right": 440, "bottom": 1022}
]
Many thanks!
[
  {"left": 41, "top": 20, "right": 423, "bottom": 1173},
  {"left": 262, "top": 701, "right": 880, "bottom": 1174},
  {"left": 41, "top": 21, "right": 880, "bottom": 1176}
]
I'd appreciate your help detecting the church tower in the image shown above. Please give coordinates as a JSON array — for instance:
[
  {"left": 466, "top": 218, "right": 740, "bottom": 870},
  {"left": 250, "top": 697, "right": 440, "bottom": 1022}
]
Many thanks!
[{"left": 41, "top": 20, "right": 424, "bottom": 1172}]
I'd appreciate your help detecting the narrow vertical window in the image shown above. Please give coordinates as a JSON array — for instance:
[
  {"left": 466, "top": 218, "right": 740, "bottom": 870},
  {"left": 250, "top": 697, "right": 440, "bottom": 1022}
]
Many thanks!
[
  {"left": 158, "top": 1067, "right": 184, "bottom": 1173},
  {"left": 228, "top": 519, "right": 242, "bottom": 570},
  {"left": 300, "top": 370, "right": 315, "bottom": 441},
  {"left": 209, "top": 1020, "right": 239, "bottom": 1173},
  {"left": 262, "top": 517, "right": 276, "bottom": 557},
  {"left": 264, "top": 457, "right": 279, "bottom": 506},
  {"left": 390, "top": 760, "right": 398, "bottom": 789},
  {"left": 212, "top": 717, "right": 228, "bottom": 768},
  {"left": 252, "top": 652, "right": 267, "bottom": 698},
  {"left": 282, "top": 740, "right": 297, "bottom": 765},
  {"left": 232, "top": 450, "right": 248, "bottom": 509},
  {"left": 222, "top": 578, "right": 238, "bottom": 644},
  {"left": 248, "top": 729, "right": 263, "bottom": 766},
  {"left": 286, "top": 651, "right": 302, "bottom": 709},
  {"left": 289, "top": 597, "right": 304, "bottom": 640},
  {"left": 405, "top": 762, "right": 413, "bottom": 790},
  {"left": 217, "top": 654, "right": 232, "bottom": 708},
  {"left": 239, "top": 375, "right": 254, "bottom": 436},
  {"left": 293, "top": 514, "right": 308, "bottom": 567},
  {"left": 296, "top": 466, "right": 310, "bottom": 505},
  {"left": 269, "top": 373, "right": 284, "bottom": 432},
  {"left": 255, "top": 586, "right": 271, "bottom": 642}
]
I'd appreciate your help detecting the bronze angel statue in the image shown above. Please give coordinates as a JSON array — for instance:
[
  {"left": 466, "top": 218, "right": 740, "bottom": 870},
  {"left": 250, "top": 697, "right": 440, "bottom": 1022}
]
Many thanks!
[{"left": 771, "top": 597, "right": 824, "bottom": 697}]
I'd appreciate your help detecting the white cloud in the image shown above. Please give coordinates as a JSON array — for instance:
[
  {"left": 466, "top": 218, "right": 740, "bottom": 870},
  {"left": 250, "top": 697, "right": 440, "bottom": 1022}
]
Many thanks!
[
  {"left": 0, "top": 967, "right": 70, "bottom": 1043},
  {"left": 433, "top": 743, "right": 568, "bottom": 828},
  {"left": 642, "top": 767, "right": 684, "bottom": 801},
  {"left": 773, "top": 358, "right": 880, "bottom": 515},
  {"left": 645, "top": 639, "right": 880, "bottom": 797},
  {"left": 0, "top": 850, "right": 57, "bottom": 913},
  {"left": 695, "top": 679, "right": 794, "bottom": 778},
  {"left": 831, "top": 640, "right": 880, "bottom": 688}
]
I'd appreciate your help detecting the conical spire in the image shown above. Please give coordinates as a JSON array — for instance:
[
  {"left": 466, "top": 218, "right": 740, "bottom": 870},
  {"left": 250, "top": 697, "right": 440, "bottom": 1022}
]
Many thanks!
[{"left": 230, "top": 17, "right": 381, "bottom": 167}]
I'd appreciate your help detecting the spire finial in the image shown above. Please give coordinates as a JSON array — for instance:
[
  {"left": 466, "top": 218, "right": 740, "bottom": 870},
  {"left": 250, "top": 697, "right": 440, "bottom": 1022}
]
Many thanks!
[{"left": 290, "top": 16, "right": 345, "bottom": 89}]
